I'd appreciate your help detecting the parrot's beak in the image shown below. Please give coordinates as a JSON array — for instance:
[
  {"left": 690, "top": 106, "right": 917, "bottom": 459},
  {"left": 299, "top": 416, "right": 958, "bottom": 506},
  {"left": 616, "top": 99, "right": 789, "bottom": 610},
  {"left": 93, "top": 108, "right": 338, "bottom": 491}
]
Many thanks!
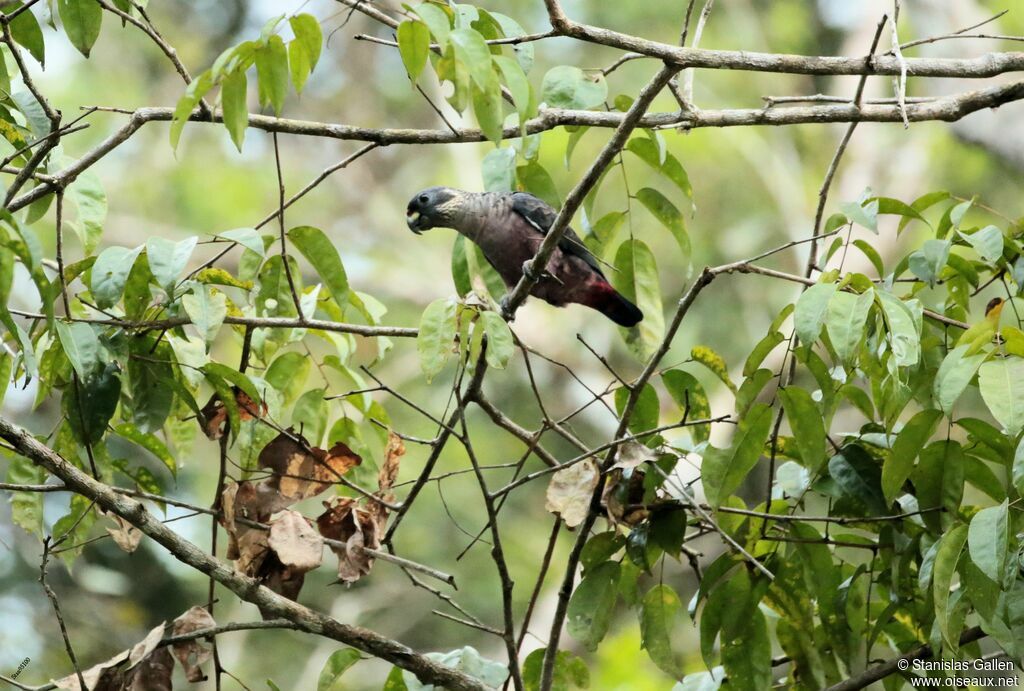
[{"left": 406, "top": 210, "right": 425, "bottom": 234}]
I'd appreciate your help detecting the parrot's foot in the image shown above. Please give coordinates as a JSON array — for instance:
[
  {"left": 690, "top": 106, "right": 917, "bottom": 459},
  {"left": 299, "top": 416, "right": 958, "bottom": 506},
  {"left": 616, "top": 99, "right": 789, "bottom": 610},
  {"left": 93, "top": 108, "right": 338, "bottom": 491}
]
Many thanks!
[
  {"left": 521, "top": 260, "right": 540, "bottom": 281},
  {"left": 499, "top": 296, "right": 515, "bottom": 322}
]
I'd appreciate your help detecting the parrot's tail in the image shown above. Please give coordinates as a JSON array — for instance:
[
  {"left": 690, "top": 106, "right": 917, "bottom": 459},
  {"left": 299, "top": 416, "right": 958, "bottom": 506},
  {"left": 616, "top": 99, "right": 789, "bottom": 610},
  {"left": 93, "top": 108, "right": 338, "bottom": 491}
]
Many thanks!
[{"left": 586, "top": 282, "right": 644, "bottom": 327}]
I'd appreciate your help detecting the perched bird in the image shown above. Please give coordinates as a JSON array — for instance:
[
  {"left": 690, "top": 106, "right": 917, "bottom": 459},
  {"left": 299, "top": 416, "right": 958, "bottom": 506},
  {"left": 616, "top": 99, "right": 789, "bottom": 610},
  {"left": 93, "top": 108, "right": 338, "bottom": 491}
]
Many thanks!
[{"left": 406, "top": 187, "right": 643, "bottom": 327}]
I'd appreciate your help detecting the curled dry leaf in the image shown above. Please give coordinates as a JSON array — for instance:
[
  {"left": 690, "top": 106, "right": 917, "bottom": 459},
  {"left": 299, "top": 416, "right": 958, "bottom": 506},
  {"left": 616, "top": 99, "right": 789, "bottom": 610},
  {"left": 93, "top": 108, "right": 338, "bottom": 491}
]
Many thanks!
[
  {"left": 378, "top": 432, "right": 405, "bottom": 500},
  {"left": 545, "top": 458, "right": 600, "bottom": 528},
  {"left": 259, "top": 432, "right": 362, "bottom": 501},
  {"left": 602, "top": 467, "right": 649, "bottom": 526},
  {"left": 317, "top": 497, "right": 382, "bottom": 584},
  {"left": 52, "top": 622, "right": 167, "bottom": 691},
  {"left": 104, "top": 511, "right": 143, "bottom": 553},
  {"left": 172, "top": 606, "right": 217, "bottom": 683},
  {"left": 268, "top": 509, "right": 324, "bottom": 573},
  {"left": 200, "top": 387, "right": 267, "bottom": 439},
  {"left": 612, "top": 441, "right": 659, "bottom": 471}
]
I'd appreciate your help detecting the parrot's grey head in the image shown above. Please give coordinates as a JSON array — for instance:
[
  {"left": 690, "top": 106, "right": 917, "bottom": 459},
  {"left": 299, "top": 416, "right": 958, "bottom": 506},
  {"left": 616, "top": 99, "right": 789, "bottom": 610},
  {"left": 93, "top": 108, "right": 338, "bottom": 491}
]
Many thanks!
[{"left": 406, "top": 186, "right": 461, "bottom": 234}]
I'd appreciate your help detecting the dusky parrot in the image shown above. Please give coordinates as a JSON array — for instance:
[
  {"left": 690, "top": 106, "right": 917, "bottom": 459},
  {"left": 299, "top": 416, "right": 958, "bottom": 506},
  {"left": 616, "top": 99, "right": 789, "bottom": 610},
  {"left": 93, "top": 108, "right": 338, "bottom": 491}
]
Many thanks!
[{"left": 405, "top": 186, "right": 643, "bottom": 327}]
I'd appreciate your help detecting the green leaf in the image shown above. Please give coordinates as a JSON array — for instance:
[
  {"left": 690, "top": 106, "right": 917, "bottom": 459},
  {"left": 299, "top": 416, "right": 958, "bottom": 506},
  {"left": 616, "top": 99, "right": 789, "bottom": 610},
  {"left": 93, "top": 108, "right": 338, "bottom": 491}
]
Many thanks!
[
  {"left": 287, "top": 225, "right": 350, "bottom": 304},
  {"left": 779, "top": 387, "right": 826, "bottom": 471},
  {"left": 9, "top": 3, "right": 45, "bottom": 65},
  {"left": 55, "top": 321, "right": 101, "bottom": 379},
  {"left": 293, "top": 387, "right": 327, "bottom": 446},
  {"left": 146, "top": 235, "right": 198, "bottom": 293},
  {"left": 932, "top": 524, "right": 968, "bottom": 648},
  {"left": 58, "top": 0, "right": 102, "bottom": 57},
  {"left": 6, "top": 451, "right": 44, "bottom": 534},
  {"left": 743, "top": 331, "right": 783, "bottom": 377},
  {"left": 957, "top": 417, "right": 1012, "bottom": 459},
  {"left": 1013, "top": 436, "right": 1024, "bottom": 498},
  {"left": 612, "top": 239, "right": 663, "bottom": 360},
  {"left": 127, "top": 339, "right": 174, "bottom": 432},
  {"left": 448, "top": 27, "right": 493, "bottom": 90},
  {"left": 635, "top": 187, "right": 689, "bottom": 260},
  {"left": 961, "top": 225, "right": 1004, "bottom": 263},
  {"left": 114, "top": 423, "right": 176, "bottom": 478},
  {"left": 413, "top": 2, "right": 451, "bottom": 48},
  {"left": 288, "top": 13, "right": 322, "bottom": 92},
  {"left": 874, "top": 196, "right": 929, "bottom": 229},
  {"left": 825, "top": 289, "right": 873, "bottom": 365},
  {"left": 640, "top": 585, "right": 682, "bottom": 677},
  {"left": 182, "top": 283, "right": 227, "bottom": 349},
  {"left": 517, "top": 161, "right": 559, "bottom": 208},
  {"left": 721, "top": 608, "right": 771, "bottom": 690},
  {"left": 978, "top": 356, "right": 1024, "bottom": 436},
  {"left": 794, "top": 281, "right": 837, "bottom": 345},
  {"left": 217, "top": 227, "right": 265, "bottom": 257},
  {"left": 317, "top": 648, "right": 361, "bottom": 691},
  {"left": 64, "top": 364, "right": 120, "bottom": 446},
  {"left": 934, "top": 344, "right": 986, "bottom": 415},
  {"left": 480, "top": 311, "right": 513, "bottom": 369},
  {"left": 566, "top": 561, "right": 620, "bottom": 651},
  {"left": 877, "top": 291, "right": 921, "bottom": 367},
  {"left": 290, "top": 14, "right": 322, "bottom": 69},
  {"left": 908, "top": 239, "right": 951, "bottom": 286},
  {"left": 471, "top": 79, "right": 504, "bottom": 144},
  {"left": 255, "top": 35, "right": 289, "bottom": 116},
  {"left": 913, "top": 441, "right": 964, "bottom": 532},
  {"left": 901, "top": 190, "right": 949, "bottom": 233},
  {"left": 481, "top": 147, "right": 516, "bottom": 193},
  {"left": 851, "top": 239, "right": 884, "bottom": 276},
  {"left": 967, "top": 500, "right": 1009, "bottom": 584},
  {"left": 614, "top": 382, "right": 659, "bottom": 435},
  {"left": 522, "top": 649, "right": 589, "bottom": 691},
  {"left": 701, "top": 402, "right": 773, "bottom": 508},
  {"left": 493, "top": 56, "right": 533, "bottom": 128},
  {"left": 397, "top": 20, "right": 431, "bottom": 83},
  {"left": 840, "top": 199, "right": 878, "bottom": 233},
  {"left": 541, "top": 65, "right": 607, "bottom": 110},
  {"left": 90, "top": 245, "right": 143, "bottom": 309},
  {"left": 690, "top": 345, "right": 735, "bottom": 393},
  {"left": 170, "top": 70, "right": 212, "bottom": 150},
  {"left": 221, "top": 70, "right": 248, "bottom": 150},
  {"left": 882, "top": 408, "right": 942, "bottom": 504},
  {"left": 417, "top": 298, "right": 457, "bottom": 382},
  {"left": 662, "top": 370, "right": 711, "bottom": 443}
]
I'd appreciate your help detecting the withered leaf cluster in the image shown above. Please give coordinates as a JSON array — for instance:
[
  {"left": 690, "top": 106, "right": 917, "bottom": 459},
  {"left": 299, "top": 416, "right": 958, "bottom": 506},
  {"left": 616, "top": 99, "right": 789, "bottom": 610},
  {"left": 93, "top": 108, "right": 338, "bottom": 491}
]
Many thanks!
[
  {"left": 199, "top": 388, "right": 267, "bottom": 440},
  {"left": 52, "top": 607, "right": 215, "bottom": 691},
  {"left": 220, "top": 430, "right": 404, "bottom": 612}
]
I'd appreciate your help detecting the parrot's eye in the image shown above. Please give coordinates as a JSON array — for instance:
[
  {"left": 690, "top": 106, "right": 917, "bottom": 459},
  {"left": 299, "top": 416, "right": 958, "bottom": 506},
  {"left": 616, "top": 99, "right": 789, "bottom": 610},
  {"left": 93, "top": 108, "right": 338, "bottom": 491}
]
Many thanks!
[{"left": 418, "top": 194, "right": 429, "bottom": 204}]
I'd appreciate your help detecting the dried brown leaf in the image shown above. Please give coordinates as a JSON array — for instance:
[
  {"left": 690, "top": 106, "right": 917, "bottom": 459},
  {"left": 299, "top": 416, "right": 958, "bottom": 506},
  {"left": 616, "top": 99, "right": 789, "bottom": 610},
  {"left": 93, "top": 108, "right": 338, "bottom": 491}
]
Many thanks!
[
  {"left": 104, "top": 513, "right": 143, "bottom": 553},
  {"left": 259, "top": 433, "right": 361, "bottom": 501},
  {"left": 200, "top": 388, "right": 267, "bottom": 439},
  {"left": 268, "top": 509, "right": 324, "bottom": 573},
  {"left": 317, "top": 497, "right": 380, "bottom": 583},
  {"left": 378, "top": 432, "right": 405, "bottom": 498},
  {"left": 612, "top": 441, "right": 658, "bottom": 471},
  {"left": 52, "top": 622, "right": 166, "bottom": 691},
  {"left": 172, "top": 606, "right": 216, "bottom": 683},
  {"left": 544, "top": 458, "right": 600, "bottom": 528}
]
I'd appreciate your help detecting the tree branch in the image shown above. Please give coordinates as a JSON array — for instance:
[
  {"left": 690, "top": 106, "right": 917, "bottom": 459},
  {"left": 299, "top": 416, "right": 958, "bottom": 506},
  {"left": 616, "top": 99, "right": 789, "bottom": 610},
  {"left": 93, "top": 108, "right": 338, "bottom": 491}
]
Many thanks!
[{"left": 0, "top": 416, "right": 487, "bottom": 691}]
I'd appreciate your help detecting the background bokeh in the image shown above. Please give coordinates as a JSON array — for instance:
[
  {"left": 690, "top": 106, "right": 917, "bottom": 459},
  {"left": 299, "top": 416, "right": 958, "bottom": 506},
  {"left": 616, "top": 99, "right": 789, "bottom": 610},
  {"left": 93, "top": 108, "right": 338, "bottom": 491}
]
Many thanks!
[{"left": 2, "top": 0, "right": 1023, "bottom": 688}]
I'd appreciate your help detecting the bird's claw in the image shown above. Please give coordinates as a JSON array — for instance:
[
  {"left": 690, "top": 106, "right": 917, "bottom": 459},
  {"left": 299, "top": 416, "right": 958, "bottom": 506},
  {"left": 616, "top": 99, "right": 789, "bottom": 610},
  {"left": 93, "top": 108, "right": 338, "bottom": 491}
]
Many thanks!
[
  {"left": 499, "top": 296, "right": 515, "bottom": 322},
  {"left": 521, "top": 260, "right": 540, "bottom": 282}
]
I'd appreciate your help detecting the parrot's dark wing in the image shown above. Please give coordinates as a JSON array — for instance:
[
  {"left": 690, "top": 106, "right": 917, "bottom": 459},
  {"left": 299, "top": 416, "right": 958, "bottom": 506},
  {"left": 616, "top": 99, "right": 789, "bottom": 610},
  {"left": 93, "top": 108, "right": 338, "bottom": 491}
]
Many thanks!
[{"left": 509, "top": 192, "right": 605, "bottom": 277}]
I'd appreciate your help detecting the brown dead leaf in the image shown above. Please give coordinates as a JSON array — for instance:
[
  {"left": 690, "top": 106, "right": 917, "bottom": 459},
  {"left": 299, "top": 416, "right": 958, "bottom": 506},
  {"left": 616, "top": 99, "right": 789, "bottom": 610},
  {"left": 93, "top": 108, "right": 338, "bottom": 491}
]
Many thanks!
[
  {"left": 172, "top": 606, "right": 216, "bottom": 683},
  {"left": 104, "top": 512, "right": 143, "bottom": 553},
  {"left": 317, "top": 497, "right": 381, "bottom": 583},
  {"left": 200, "top": 388, "right": 267, "bottom": 439},
  {"left": 378, "top": 432, "right": 405, "bottom": 500},
  {"left": 601, "top": 468, "right": 649, "bottom": 526},
  {"left": 52, "top": 622, "right": 166, "bottom": 691},
  {"left": 612, "top": 441, "right": 658, "bottom": 471},
  {"left": 259, "top": 432, "right": 361, "bottom": 501},
  {"left": 544, "top": 459, "right": 600, "bottom": 528},
  {"left": 268, "top": 509, "right": 324, "bottom": 573}
]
